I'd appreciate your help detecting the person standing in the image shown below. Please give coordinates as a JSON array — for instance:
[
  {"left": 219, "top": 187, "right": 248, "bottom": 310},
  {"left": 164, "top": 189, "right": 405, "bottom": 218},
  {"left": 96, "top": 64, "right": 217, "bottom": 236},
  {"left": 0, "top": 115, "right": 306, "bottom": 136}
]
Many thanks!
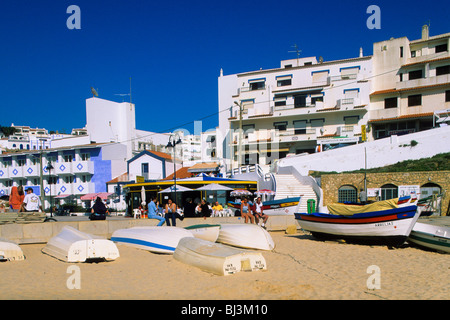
[
  {"left": 148, "top": 197, "right": 165, "bottom": 226},
  {"left": 9, "top": 186, "right": 25, "bottom": 212},
  {"left": 21, "top": 187, "right": 43, "bottom": 212}
]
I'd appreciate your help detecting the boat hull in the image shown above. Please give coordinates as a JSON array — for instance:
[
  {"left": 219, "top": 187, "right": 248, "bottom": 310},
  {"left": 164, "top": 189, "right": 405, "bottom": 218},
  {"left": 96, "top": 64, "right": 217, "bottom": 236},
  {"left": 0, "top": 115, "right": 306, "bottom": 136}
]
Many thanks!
[
  {"left": 0, "top": 239, "right": 25, "bottom": 262},
  {"left": 185, "top": 224, "right": 221, "bottom": 242},
  {"left": 408, "top": 222, "right": 450, "bottom": 253},
  {"left": 42, "top": 226, "right": 120, "bottom": 262},
  {"left": 227, "top": 197, "right": 301, "bottom": 216},
  {"left": 174, "top": 237, "right": 267, "bottom": 276},
  {"left": 216, "top": 224, "right": 275, "bottom": 250},
  {"left": 295, "top": 205, "right": 420, "bottom": 245},
  {"left": 111, "top": 226, "right": 194, "bottom": 254}
]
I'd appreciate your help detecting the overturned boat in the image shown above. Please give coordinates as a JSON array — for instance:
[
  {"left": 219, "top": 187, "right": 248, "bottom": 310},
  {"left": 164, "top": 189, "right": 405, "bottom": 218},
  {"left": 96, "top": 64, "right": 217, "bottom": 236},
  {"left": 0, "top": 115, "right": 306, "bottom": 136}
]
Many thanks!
[
  {"left": 42, "top": 226, "right": 120, "bottom": 262},
  {"left": 216, "top": 224, "right": 275, "bottom": 251},
  {"left": 408, "top": 219, "right": 450, "bottom": 253},
  {"left": 295, "top": 197, "right": 420, "bottom": 245},
  {"left": 174, "top": 237, "right": 267, "bottom": 276},
  {"left": 0, "top": 239, "right": 25, "bottom": 262},
  {"left": 185, "top": 224, "right": 221, "bottom": 242},
  {"left": 111, "top": 226, "right": 194, "bottom": 254}
]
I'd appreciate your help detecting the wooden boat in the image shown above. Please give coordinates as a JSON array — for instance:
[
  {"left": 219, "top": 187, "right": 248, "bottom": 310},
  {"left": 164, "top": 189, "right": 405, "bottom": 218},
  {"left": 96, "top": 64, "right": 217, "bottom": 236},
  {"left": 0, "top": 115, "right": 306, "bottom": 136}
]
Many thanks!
[
  {"left": 185, "top": 224, "right": 221, "bottom": 242},
  {"left": 408, "top": 219, "right": 450, "bottom": 253},
  {"left": 174, "top": 237, "right": 267, "bottom": 276},
  {"left": 0, "top": 238, "right": 25, "bottom": 262},
  {"left": 42, "top": 226, "right": 120, "bottom": 262},
  {"left": 216, "top": 224, "right": 275, "bottom": 250},
  {"left": 111, "top": 226, "right": 194, "bottom": 254},
  {"left": 295, "top": 197, "right": 420, "bottom": 245},
  {"left": 227, "top": 196, "right": 301, "bottom": 216}
]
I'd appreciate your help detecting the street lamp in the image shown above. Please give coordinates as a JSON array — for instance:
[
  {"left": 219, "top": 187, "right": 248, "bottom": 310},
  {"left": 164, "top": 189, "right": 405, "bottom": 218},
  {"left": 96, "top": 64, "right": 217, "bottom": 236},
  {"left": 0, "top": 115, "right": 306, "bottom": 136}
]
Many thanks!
[
  {"left": 166, "top": 133, "right": 182, "bottom": 208},
  {"left": 47, "top": 161, "right": 54, "bottom": 218}
]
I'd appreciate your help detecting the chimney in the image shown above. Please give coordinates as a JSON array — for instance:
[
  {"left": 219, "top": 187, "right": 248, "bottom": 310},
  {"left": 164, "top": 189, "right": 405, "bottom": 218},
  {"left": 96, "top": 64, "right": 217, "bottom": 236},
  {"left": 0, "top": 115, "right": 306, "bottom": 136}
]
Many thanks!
[
  {"left": 359, "top": 47, "right": 363, "bottom": 57},
  {"left": 422, "top": 25, "right": 429, "bottom": 40}
]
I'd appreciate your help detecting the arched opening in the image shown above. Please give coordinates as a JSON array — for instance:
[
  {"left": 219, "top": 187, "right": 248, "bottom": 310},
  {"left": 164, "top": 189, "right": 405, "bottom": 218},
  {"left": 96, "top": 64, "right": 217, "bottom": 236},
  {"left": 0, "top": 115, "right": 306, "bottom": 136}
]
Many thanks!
[{"left": 338, "top": 185, "right": 357, "bottom": 203}]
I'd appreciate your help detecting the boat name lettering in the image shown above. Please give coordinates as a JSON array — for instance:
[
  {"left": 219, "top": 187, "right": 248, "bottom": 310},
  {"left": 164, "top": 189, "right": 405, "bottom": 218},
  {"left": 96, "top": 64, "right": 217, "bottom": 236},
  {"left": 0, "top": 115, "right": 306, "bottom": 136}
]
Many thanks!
[{"left": 374, "top": 222, "right": 393, "bottom": 227}]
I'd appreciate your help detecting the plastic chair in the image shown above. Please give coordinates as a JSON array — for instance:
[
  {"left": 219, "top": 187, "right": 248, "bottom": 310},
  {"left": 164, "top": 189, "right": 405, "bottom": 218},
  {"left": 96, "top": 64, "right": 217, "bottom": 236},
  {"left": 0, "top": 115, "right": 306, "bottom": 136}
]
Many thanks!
[{"left": 133, "top": 208, "right": 142, "bottom": 219}]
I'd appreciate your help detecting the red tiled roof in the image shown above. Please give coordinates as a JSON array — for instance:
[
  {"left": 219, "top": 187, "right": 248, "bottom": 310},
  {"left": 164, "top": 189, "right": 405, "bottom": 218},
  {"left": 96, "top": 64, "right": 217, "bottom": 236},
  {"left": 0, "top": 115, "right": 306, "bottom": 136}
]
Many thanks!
[{"left": 163, "top": 167, "right": 195, "bottom": 180}]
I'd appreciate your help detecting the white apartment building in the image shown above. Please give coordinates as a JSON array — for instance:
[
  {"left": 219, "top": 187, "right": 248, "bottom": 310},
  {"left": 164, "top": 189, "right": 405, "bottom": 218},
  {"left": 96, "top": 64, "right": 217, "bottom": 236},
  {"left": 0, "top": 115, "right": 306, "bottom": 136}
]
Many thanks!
[
  {"left": 0, "top": 142, "right": 127, "bottom": 209},
  {"left": 369, "top": 26, "right": 450, "bottom": 140},
  {"left": 217, "top": 52, "right": 372, "bottom": 171}
]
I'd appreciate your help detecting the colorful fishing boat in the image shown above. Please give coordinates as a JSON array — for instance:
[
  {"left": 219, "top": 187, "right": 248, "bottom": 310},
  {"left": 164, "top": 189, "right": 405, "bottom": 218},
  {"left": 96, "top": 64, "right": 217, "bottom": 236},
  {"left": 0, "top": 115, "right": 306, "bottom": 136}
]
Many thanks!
[
  {"left": 295, "top": 197, "right": 420, "bottom": 245},
  {"left": 227, "top": 196, "right": 301, "bottom": 216},
  {"left": 408, "top": 219, "right": 450, "bottom": 253}
]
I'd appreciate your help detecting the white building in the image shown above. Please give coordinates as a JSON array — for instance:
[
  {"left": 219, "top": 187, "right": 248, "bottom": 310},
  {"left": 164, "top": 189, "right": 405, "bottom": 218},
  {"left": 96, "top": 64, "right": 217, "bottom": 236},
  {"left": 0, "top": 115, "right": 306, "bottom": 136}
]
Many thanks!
[
  {"left": 0, "top": 142, "right": 127, "bottom": 209},
  {"left": 217, "top": 52, "right": 372, "bottom": 172},
  {"left": 369, "top": 26, "right": 450, "bottom": 140}
]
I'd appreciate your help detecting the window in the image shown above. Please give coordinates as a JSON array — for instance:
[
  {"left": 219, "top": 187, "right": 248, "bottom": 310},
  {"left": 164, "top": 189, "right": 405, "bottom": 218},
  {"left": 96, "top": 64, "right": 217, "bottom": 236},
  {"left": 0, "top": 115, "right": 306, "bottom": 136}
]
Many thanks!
[
  {"left": 273, "top": 122, "right": 288, "bottom": 132},
  {"left": 338, "top": 185, "right": 357, "bottom": 203},
  {"left": 293, "top": 120, "right": 307, "bottom": 135},
  {"left": 381, "top": 184, "right": 398, "bottom": 200},
  {"left": 242, "top": 124, "right": 254, "bottom": 139},
  {"left": 446, "top": 90, "right": 450, "bottom": 102},
  {"left": 312, "top": 70, "right": 329, "bottom": 83},
  {"left": 274, "top": 96, "right": 287, "bottom": 107},
  {"left": 408, "top": 94, "right": 422, "bottom": 107},
  {"left": 294, "top": 94, "right": 307, "bottom": 108},
  {"left": 63, "top": 155, "right": 73, "bottom": 162},
  {"left": 400, "top": 46, "right": 403, "bottom": 58},
  {"left": 17, "top": 159, "right": 26, "bottom": 166},
  {"left": 435, "top": 43, "right": 448, "bottom": 53},
  {"left": 276, "top": 75, "right": 292, "bottom": 87},
  {"left": 399, "top": 73, "right": 403, "bottom": 82},
  {"left": 409, "top": 70, "right": 423, "bottom": 80},
  {"left": 411, "top": 50, "right": 416, "bottom": 57},
  {"left": 249, "top": 80, "right": 265, "bottom": 91},
  {"left": 64, "top": 176, "right": 74, "bottom": 184},
  {"left": 436, "top": 65, "right": 450, "bottom": 76},
  {"left": 384, "top": 97, "right": 397, "bottom": 109},
  {"left": 80, "top": 153, "right": 90, "bottom": 161}
]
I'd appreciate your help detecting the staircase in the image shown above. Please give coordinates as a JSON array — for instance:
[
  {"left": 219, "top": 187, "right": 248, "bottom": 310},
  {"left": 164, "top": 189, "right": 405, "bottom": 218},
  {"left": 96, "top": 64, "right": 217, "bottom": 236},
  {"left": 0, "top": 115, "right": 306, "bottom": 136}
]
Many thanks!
[{"left": 274, "top": 174, "right": 317, "bottom": 213}]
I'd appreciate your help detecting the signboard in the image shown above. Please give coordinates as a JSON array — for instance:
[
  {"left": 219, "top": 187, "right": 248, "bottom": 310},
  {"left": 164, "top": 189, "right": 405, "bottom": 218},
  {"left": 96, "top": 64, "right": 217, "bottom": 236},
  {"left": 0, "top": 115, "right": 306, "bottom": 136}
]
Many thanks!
[
  {"left": 135, "top": 175, "right": 145, "bottom": 183},
  {"left": 367, "top": 188, "right": 381, "bottom": 197},
  {"left": 361, "top": 125, "right": 366, "bottom": 142},
  {"left": 398, "top": 185, "right": 421, "bottom": 198}
]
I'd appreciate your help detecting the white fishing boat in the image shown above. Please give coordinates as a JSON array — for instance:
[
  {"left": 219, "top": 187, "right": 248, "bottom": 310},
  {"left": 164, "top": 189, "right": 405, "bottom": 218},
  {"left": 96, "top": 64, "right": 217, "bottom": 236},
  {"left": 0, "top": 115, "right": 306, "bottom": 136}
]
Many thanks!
[
  {"left": 174, "top": 237, "right": 267, "bottom": 276},
  {"left": 111, "top": 226, "right": 194, "bottom": 254},
  {"left": 0, "top": 239, "right": 25, "bottom": 262},
  {"left": 408, "top": 219, "right": 450, "bottom": 253},
  {"left": 42, "top": 226, "right": 120, "bottom": 263},
  {"left": 185, "top": 224, "right": 221, "bottom": 242},
  {"left": 216, "top": 224, "right": 275, "bottom": 251}
]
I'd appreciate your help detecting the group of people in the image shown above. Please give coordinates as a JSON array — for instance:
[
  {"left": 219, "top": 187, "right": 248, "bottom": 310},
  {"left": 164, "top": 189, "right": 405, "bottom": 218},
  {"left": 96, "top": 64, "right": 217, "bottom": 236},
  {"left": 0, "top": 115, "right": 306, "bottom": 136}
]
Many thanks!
[
  {"left": 8, "top": 186, "right": 43, "bottom": 213},
  {"left": 240, "top": 196, "right": 269, "bottom": 228},
  {"left": 142, "top": 197, "right": 185, "bottom": 227}
]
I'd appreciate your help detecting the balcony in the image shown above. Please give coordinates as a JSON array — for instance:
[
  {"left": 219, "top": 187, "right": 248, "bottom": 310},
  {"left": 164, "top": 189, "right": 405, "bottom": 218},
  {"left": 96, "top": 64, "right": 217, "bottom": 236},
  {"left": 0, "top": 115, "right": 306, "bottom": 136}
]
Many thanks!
[
  {"left": 0, "top": 168, "right": 10, "bottom": 179},
  {"left": 336, "top": 97, "right": 362, "bottom": 110},
  {"left": 396, "top": 73, "right": 450, "bottom": 91},
  {"left": 54, "top": 162, "right": 73, "bottom": 175},
  {"left": 8, "top": 166, "right": 24, "bottom": 178},
  {"left": 277, "top": 128, "right": 318, "bottom": 143},
  {"left": 72, "top": 161, "right": 95, "bottom": 174},
  {"left": 23, "top": 165, "right": 41, "bottom": 178}
]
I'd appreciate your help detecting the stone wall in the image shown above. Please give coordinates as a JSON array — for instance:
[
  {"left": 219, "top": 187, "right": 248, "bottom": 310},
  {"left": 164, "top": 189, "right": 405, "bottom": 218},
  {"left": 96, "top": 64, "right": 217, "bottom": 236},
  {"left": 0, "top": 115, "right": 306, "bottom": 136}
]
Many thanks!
[{"left": 320, "top": 170, "right": 450, "bottom": 215}]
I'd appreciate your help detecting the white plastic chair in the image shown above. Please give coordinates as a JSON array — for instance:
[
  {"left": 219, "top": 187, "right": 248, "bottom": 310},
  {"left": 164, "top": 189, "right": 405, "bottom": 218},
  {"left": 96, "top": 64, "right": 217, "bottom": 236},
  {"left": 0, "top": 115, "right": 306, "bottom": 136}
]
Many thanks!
[{"left": 133, "top": 208, "right": 142, "bottom": 219}]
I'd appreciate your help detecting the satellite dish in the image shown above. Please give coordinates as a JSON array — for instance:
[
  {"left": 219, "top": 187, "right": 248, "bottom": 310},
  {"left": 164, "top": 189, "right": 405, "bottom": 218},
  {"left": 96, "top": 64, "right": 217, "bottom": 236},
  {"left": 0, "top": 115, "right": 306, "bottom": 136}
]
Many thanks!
[
  {"left": 319, "top": 56, "right": 323, "bottom": 63},
  {"left": 91, "top": 87, "right": 98, "bottom": 97}
]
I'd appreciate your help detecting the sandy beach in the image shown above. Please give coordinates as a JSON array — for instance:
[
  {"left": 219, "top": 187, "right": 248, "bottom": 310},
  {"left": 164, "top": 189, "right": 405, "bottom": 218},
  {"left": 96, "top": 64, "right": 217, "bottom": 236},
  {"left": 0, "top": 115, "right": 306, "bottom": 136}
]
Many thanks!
[{"left": 0, "top": 230, "right": 448, "bottom": 300}]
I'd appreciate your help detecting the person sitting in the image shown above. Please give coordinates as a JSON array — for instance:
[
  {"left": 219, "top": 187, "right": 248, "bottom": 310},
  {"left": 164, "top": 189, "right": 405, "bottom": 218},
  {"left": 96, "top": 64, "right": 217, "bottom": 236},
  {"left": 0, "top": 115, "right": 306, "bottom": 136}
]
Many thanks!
[
  {"left": 89, "top": 197, "right": 108, "bottom": 220},
  {"left": 212, "top": 201, "right": 223, "bottom": 216},
  {"left": 253, "top": 197, "right": 268, "bottom": 228},
  {"left": 148, "top": 197, "right": 165, "bottom": 226},
  {"left": 197, "top": 199, "right": 212, "bottom": 219},
  {"left": 240, "top": 197, "right": 255, "bottom": 224}
]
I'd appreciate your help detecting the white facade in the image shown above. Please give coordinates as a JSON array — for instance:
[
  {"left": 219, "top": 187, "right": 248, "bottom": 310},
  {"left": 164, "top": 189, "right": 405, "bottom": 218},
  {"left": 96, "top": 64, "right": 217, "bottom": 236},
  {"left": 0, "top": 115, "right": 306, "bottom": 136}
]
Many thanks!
[
  {"left": 218, "top": 53, "right": 372, "bottom": 171},
  {"left": 127, "top": 150, "right": 180, "bottom": 182},
  {"left": 369, "top": 26, "right": 450, "bottom": 140}
]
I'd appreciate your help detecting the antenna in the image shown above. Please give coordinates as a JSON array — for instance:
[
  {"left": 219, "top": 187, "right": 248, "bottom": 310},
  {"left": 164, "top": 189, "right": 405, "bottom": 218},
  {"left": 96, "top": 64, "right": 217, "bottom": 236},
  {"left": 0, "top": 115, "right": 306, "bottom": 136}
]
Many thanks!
[
  {"left": 90, "top": 87, "right": 98, "bottom": 97},
  {"left": 129, "top": 77, "right": 132, "bottom": 105},
  {"left": 288, "top": 44, "right": 302, "bottom": 66}
]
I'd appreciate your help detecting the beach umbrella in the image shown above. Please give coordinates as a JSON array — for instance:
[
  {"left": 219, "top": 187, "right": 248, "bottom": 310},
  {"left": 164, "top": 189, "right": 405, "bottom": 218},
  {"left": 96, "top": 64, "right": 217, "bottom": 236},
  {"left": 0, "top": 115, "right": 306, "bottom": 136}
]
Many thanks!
[
  {"left": 141, "top": 186, "right": 146, "bottom": 205},
  {"left": 195, "top": 184, "right": 234, "bottom": 191},
  {"left": 158, "top": 185, "right": 194, "bottom": 193},
  {"left": 255, "top": 189, "right": 276, "bottom": 196},
  {"left": 230, "top": 189, "right": 253, "bottom": 197}
]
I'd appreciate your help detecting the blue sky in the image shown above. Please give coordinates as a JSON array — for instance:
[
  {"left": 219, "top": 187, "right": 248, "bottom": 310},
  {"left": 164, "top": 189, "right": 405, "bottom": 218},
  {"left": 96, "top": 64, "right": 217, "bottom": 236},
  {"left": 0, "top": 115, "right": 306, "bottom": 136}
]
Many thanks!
[{"left": 0, "top": 0, "right": 448, "bottom": 135}]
